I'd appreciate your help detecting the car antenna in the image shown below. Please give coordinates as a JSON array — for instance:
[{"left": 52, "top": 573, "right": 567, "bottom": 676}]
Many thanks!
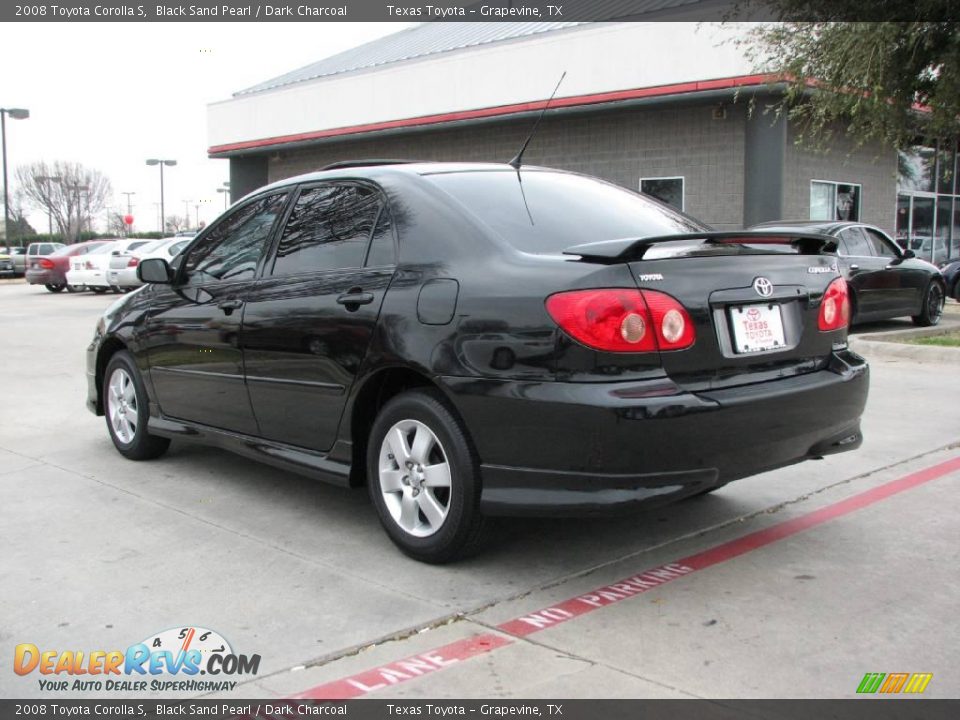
[{"left": 508, "top": 71, "right": 566, "bottom": 170}]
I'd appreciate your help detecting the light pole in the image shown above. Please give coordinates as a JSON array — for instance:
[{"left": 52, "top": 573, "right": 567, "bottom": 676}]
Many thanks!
[
  {"left": 216, "top": 187, "right": 229, "bottom": 209},
  {"left": 66, "top": 183, "right": 89, "bottom": 242},
  {"left": 1, "top": 107, "right": 30, "bottom": 247},
  {"left": 145, "top": 158, "right": 176, "bottom": 235},
  {"left": 37, "top": 174, "right": 61, "bottom": 238}
]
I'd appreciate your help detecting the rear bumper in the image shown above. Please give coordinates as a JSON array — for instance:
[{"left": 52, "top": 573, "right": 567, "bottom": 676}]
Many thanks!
[
  {"left": 107, "top": 268, "right": 140, "bottom": 288},
  {"left": 442, "top": 350, "right": 869, "bottom": 516},
  {"left": 25, "top": 268, "right": 64, "bottom": 285}
]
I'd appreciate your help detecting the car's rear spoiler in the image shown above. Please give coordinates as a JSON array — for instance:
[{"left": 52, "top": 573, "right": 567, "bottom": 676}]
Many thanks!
[{"left": 564, "top": 231, "right": 839, "bottom": 263}]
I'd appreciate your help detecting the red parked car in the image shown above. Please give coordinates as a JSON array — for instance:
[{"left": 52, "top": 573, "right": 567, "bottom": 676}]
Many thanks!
[{"left": 25, "top": 241, "right": 111, "bottom": 293}]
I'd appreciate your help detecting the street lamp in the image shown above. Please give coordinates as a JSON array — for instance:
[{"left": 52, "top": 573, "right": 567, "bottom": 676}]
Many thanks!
[
  {"left": 1, "top": 107, "right": 30, "bottom": 247},
  {"left": 37, "top": 174, "right": 61, "bottom": 237},
  {"left": 216, "top": 187, "right": 230, "bottom": 209},
  {"left": 145, "top": 158, "right": 176, "bottom": 234},
  {"left": 66, "top": 183, "right": 89, "bottom": 242}
]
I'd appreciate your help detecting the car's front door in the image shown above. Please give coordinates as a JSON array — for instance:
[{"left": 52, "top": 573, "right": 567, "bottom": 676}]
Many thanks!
[
  {"left": 144, "top": 191, "right": 290, "bottom": 434},
  {"left": 241, "top": 182, "right": 395, "bottom": 451},
  {"left": 863, "top": 226, "right": 926, "bottom": 314},
  {"left": 838, "top": 226, "right": 900, "bottom": 320}
]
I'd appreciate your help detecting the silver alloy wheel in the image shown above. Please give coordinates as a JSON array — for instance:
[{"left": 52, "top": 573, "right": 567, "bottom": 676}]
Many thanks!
[
  {"left": 929, "top": 283, "right": 944, "bottom": 323},
  {"left": 107, "top": 367, "right": 138, "bottom": 444},
  {"left": 378, "top": 419, "right": 452, "bottom": 537}
]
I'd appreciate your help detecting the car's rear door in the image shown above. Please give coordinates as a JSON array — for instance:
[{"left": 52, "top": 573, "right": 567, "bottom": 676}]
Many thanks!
[
  {"left": 241, "top": 181, "right": 395, "bottom": 451},
  {"left": 144, "top": 191, "right": 290, "bottom": 435}
]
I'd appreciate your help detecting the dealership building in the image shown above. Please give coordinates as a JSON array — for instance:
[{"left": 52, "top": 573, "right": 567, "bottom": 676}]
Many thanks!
[{"left": 207, "top": 20, "right": 959, "bottom": 261}]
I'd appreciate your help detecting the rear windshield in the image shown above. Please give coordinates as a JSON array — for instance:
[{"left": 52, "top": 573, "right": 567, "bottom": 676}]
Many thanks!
[{"left": 425, "top": 169, "right": 707, "bottom": 254}]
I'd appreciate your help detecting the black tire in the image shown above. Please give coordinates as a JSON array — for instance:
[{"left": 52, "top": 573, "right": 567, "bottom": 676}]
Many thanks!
[
  {"left": 66, "top": 284, "right": 82, "bottom": 293},
  {"left": 912, "top": 281, "right": 945, "bottom": 327},
  {"left": 112, "top": 286, "right": 123, "bottom": 294},
  {"left": 366, "top": 389, "right": 485, "bottom": 563},
  {"left": 103, "top": 351, "right": 170, "bottom": 461},
  {"left": 952, "top": 278, "right": 960, "bottom": 302},
  {"left": 45, "top": 283, "right": 66, "bottom": 293},
  {"left": 92, "top": 287, "right": 108, "bottom": 294}
]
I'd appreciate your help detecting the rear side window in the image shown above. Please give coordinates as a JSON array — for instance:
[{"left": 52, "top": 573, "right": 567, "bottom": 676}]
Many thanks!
[
  {"left": 271, "top": 184, "right": 383, "bottom": 276},
  {"left": 426, "top": 170, "right": 706, "bottom": 254},
  {"left": 365, "top": 209, "right": 395, "bottom": 267}
]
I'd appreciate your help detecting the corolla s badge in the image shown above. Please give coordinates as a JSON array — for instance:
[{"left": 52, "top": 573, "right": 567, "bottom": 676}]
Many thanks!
[{"left": 753, "top": 277, "right": 774, "bottom": 297}]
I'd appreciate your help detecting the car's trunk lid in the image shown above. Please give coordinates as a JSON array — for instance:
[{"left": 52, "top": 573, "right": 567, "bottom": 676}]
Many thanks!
[{"left": 566, "top": 232, "right": 847, "bottom": 391}]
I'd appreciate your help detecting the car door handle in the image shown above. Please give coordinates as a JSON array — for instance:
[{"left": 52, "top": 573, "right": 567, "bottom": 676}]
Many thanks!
[
  {"left": 336, "top": 291, "right": 374, "bottom": 308},
  {"left": 217, "top": 299, "right": 243, "bottom": 314}
]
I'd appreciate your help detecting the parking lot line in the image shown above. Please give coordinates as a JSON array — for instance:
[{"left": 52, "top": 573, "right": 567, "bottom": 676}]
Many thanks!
[{"left": 295, "top": 454, "right": 960, "bottom": 699}]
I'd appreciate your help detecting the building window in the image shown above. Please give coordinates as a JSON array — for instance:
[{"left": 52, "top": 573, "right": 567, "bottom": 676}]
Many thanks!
[
  {"left": 640, "top": 177, "right": 684, "bottom": 211},
  {"left": 897, "top": 140, "right": 958, "bottom": 263},
  {"left": 810, "top": 180, "right": 861, "bottom": 221}
]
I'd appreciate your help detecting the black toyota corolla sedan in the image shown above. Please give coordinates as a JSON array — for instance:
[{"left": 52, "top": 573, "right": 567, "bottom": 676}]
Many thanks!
[
  {"left": 87, "top": 162, "right": 869, "bottom": 562},
  {"left": 752, "top": 220, "right": 946, "bottom": 326}
]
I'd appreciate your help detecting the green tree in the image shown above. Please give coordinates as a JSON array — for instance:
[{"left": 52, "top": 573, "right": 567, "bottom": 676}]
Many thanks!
[{"left": 742, "top": 5, "right": 959, "bottom": 149}]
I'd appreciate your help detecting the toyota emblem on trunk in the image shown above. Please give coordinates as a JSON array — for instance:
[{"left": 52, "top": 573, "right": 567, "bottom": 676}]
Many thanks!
[{"left": 753, "top": 277, "right": 773, "bottom": 297}]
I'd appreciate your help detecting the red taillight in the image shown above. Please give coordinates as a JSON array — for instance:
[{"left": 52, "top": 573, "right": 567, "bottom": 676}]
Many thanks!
[
  {"left": 39, "top": 258, "right": 55, "bottom": 269},
  {"left": 818, "top": 277, "right": 850, "bottom": 331},
  {"left": 84, "top": 261, "right": 95, "bottom": 270},
  {"left": 545, "top": 289, "right": 695, "bottom": 353},
  {"left": 127, "top": 257, "right": 140, "bottom": 268}
]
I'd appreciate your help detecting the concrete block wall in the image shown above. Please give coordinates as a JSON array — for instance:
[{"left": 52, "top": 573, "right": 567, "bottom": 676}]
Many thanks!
[
  {"left": 782, "top": 124, "right": 898, "bottom": 234},
  {"left": 266, "top": 102, "right": 748, "bottom": 230}
]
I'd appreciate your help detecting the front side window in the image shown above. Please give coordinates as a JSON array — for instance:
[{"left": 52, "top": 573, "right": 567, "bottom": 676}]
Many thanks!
[
  {"left": 811, "top": 181, "right": 861, "bottom": 221},
  {"left": 864, "top": 228, "right": 897, "bottom": 258},
  {"left": 271, "top": 184, "right": 383, "bottom": 276},
  {"left": 640, "top": 177, "right": 684, "bottom": 211},
  {"left": 183, "top": 192, "right": 287, "bottom": 283}
]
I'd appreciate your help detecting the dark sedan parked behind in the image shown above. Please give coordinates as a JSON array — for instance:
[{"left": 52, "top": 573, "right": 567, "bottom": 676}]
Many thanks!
[
  {"left": 940, "top": 258, "right": 960, "bottom": 301},
  {"left": 752, "top": 221, "right": 945, "bottom": 326},
  {"left": 86, "top": 163, "right": 869, "bottom": 562}
]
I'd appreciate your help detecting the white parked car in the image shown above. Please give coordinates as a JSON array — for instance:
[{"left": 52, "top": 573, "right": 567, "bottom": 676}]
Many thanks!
[
  {"left": 106, "top": 237, "right": 192, "bottom": 290},
  {"left": 65, "top": 241, "right": 119, "bottom": 293}
]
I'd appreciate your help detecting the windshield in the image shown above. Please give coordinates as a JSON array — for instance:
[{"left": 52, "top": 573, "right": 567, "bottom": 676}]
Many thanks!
[
  {"left": 425, "top": 169, "right": 707, "bottom": 254},
  {"left": 89, "top": 243, "right": 116, "bottom": 255}
]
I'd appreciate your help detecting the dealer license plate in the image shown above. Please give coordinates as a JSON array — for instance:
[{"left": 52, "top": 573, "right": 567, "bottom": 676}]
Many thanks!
[{"left": 730, "top": 303, "right": 786, "bottom": 353}]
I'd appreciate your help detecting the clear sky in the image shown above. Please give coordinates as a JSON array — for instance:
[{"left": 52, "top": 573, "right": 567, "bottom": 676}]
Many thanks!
[{"left": 1, "top": 22, "right": 412, "bottom": 234}]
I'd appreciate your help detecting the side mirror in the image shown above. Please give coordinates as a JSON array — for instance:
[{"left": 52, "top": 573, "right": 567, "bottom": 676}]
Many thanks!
[
  {"left": 902, "top": 249, "right": 916, "bottom": 260},
  {"left": 138, "top": 257, "right": 174, "bottom": 284}
]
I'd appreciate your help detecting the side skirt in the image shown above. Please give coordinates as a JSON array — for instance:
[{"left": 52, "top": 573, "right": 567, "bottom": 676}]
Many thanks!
[{"left": 147, "top": 414, "right": 353, "bottom": 487}]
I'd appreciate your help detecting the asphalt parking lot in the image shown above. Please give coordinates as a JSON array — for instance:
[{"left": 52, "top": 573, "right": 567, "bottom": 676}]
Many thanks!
[{"left": 1, "top": 280, "right": 958, "bottom": 700}]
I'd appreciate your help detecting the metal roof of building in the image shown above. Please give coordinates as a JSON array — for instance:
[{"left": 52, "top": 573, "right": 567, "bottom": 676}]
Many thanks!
[{"left": 236, "top": 22, "right": 585, "bottom": 97}]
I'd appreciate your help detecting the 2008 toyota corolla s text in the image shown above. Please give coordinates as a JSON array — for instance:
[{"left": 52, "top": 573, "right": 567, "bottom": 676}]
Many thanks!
[{"left": 85, "top": 162, "right": 869, "bottom": 563}]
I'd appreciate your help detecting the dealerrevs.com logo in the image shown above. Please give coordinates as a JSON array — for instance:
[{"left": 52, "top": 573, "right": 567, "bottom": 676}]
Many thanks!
[{"left": 14, "top": 626, "right": 261, "bottom": 693}]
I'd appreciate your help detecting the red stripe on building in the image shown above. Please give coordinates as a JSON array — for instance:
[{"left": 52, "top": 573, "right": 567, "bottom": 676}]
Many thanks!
[
  {"left": 293, "top": 454, "right": 960, "bottom": 698},
  {"left": 208, "top": 73, "right": 777, "bottom": 156}
]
